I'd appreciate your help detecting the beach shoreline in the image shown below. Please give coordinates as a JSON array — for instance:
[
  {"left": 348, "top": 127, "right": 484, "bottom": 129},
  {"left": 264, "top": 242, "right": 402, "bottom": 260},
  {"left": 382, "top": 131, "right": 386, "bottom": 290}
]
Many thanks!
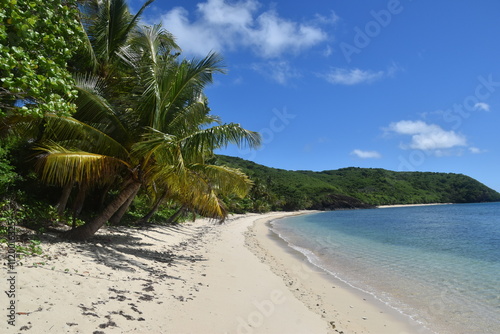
[
  {"left": 3, "top": 211, "right": 431, "bottom": 333},
  {"left": 246, "top": 211, "right": 434, "bottom": 334}
]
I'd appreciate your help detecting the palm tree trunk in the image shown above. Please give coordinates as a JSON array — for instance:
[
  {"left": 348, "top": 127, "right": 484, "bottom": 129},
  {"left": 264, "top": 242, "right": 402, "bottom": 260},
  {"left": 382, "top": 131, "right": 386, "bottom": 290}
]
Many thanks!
[
  {"left": 63, "top": 181, "right": 142, "bottom": 240},
  {"left": 70, "top": 183, "right": 88, "bottom": 229},
  {"left": 56, "top": 181, "right": 74, "bottom": 216},
  {"left": 166, "top": 205, "right": 187, "bottom": 224},
  {"left": 109, "top": 184, "right": 141, "bottom": 225},
  {"left": 98, "top": 182, "right": 113, "bottom": 210},
  {"left": 137, "top": 191, "right": 168, "bottom": 224},
  {"left": 72, "top": 182, "right": 87, "bottom": 218}
]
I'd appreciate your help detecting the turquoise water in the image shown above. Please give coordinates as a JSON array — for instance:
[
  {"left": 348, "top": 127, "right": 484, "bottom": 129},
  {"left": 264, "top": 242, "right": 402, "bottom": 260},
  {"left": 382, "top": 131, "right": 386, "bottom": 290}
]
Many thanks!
[{"left": 271, "top": 203, "right": 500, "bottom": 334}]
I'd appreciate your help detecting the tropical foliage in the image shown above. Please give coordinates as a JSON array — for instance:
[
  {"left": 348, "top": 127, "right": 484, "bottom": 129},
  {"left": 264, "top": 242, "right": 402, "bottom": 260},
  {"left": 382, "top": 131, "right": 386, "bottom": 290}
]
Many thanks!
[
  {"left": 0, "top": 138, "right": 18, "bottom": 195},
  {"left": 1, "top": 0, "right": 260, "bottom": 240},
  {"left": 0, "top": 0, "right": 83, "bottom": 117}
]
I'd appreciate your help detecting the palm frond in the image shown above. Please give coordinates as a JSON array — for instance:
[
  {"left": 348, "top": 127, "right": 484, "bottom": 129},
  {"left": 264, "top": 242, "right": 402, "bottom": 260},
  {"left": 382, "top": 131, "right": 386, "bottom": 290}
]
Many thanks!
[
  {"left": 34, "top": 143, "right": 129, "bottom": 186},
  {"left": 131, "top": 127, "right": 177, "bottom": 166},
  {"left": 124, "top": 23, "right": 180, "bottom": 66},
  {"left": 187, "top": 164, "right": 253, "bottom": 198},
  {"left": 43, "top": 114, "right": 130, "bottom": 159},
  {"left": 180, "top": 123, "right": 261, "bottom": 161},
  {"left": 73, "top": 73, "right": 130, "bottom": 140},
  {"left": 125, "top": 0, "right": 156, "bottom": 43},
  {"left": 161, "top": 172, "right": 226, "bottom": 220},
  {"left": 94, "top": 0, "right": 131, "bottom": 64},
  {"left": 0, "top": 114, "right": 43, "bottom": 140},
  {"left": 76, "top": 12, "right": 99, "bottom": 72},
  {"left": 165, "top": 98, "right": 218, "bottom": 136},
  {"left": 135, "top": 52, "right": 224, "bottom": 129},
  {"left": 166, "top": 52, "right": 225, "bottom": 106}
]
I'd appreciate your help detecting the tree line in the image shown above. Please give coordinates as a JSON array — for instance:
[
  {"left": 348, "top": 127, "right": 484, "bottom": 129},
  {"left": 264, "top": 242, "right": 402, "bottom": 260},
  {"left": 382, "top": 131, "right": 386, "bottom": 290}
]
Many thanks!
[{"left": 216, "top": 155, "right": 500, "bottom": 212}]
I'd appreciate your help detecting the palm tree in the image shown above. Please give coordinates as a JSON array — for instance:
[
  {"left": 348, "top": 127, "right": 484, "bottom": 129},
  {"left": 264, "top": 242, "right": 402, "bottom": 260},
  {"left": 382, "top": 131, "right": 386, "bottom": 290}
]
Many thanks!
[
  {"left": 74, "top": 0, "right": 160, "bottom": 74},
  {"left": 36, "top": 0, "right": 163, "bottom": 215},
  {"left": 7, "top": 0, "right": 260, "bottom": 240},
  {"left": 98, "top": 23, "right": 260, "bottom": 225},
  {"left": 37, "top": 21, "right": 260, "bottom": 239}
]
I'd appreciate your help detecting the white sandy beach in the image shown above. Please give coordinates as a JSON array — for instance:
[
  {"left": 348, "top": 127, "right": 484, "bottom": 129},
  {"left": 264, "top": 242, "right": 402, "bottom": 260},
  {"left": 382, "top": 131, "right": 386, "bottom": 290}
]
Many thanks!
[{"left": 2, "top": 211, "right": 427, "bottom": 333}]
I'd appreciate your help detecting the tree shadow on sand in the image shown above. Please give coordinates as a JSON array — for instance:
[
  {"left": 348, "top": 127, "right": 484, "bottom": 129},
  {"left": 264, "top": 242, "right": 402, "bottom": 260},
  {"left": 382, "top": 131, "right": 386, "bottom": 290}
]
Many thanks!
[{"left": 39, "top": 224, "right": 210, "bottom": 280}]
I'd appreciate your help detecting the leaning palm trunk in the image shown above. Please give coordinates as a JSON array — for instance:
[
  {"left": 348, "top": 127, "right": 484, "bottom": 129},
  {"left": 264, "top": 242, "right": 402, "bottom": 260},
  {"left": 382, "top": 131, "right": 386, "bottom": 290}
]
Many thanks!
[
  {"left": 109, "top": 184, "right": 141, "bottom": 225},
  {"left": 136, "top": 191, "right": 168, "bottom": 224},
  {"left": 72, "top": 182, "right": 88, "bottom": 218},
  {"left": 56, "top": 181, "right": 75, "bottom": 215},
  {"left": 98, "top": 183, "right": 113, "bottom": 210},
  {"left": 64, "top": 181, "right": 142, "bottom": 240},
  {"left": 166, "top": 205, "right": 187, "bottom": 224}
]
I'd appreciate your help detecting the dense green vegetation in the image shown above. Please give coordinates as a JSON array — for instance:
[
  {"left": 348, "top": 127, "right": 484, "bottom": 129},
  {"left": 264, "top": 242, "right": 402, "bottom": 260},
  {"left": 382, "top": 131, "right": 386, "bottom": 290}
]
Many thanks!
[
  {"left": 216, "top": 155, "right": 500, "bottom": 212},
  {"left": 0, "top": 0, "right": 83, "bottom": 117},
  {"left": 1, "top": 0, "right": 260, "bottom": 240}
]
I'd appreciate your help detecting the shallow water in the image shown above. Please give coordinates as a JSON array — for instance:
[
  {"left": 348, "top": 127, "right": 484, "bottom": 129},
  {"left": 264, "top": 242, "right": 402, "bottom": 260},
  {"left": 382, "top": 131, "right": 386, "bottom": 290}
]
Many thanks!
[{"left": 271, "top": 203, "right": 500, "bottom": 334}]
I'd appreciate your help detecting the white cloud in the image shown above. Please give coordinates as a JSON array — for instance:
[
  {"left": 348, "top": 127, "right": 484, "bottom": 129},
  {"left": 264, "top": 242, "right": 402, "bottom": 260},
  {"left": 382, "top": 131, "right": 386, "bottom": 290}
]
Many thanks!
[
  {"left": 386, "top": 62, "right": 402, "bottom": 77},
  {"left": 162, "top": 7, "right": 224, "bottom": 55},
  {"left": 313, "top": 11, "right": 340, "bottom": 25},
  {"left": 323, "top": 45, "right": 333, "bottom": 57},
  {"left": 387, "top": 120, "right": 467, "bottom": 151},
  {"left": 388, "top": 120, "right": 435, "bottom": 135},
  {"left": 323, "top": 68, "right": 384, "bottom": 85},
  {"left": 161, "top": 0, "right": 328, "bottom": 58},
  {"left": 322, "top": 63, "right": 401, "bottom": 85},
  {"left": 351, "top": 149, "right": 382, "bottom": 159},
  {"left": 251, "top": 60, "right": 300, "bottom": 84},
  {"left": 198, "top": 0, "right": 258, "bottom": 27},
  {"left": 251, "top": 11, "right": 326, "bottom": 57},
  {"left": 474, "top": 102, "right": 490, "bottom": 111},
  {"left": 469, "top": 147, "right": 486, "bottom": 154}
]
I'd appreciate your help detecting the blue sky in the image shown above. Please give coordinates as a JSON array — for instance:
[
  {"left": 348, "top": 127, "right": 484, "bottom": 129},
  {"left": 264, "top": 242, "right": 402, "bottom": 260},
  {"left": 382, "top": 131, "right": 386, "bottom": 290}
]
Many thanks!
[{"left": 137, "top": 0, "right": 500, "bottom": 192}]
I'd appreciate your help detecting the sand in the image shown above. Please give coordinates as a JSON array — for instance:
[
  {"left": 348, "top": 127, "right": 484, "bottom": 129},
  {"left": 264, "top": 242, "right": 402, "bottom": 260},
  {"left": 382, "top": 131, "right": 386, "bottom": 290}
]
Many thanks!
[{"left": 2, "top": 212, "right": 429, "bottom": 333}]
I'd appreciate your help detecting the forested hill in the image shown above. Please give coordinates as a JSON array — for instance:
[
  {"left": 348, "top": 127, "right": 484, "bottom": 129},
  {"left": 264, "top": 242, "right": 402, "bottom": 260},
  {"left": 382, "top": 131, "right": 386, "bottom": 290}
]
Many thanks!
[{"left": 215, "top": 155, "right": 500, "bottom": 212}]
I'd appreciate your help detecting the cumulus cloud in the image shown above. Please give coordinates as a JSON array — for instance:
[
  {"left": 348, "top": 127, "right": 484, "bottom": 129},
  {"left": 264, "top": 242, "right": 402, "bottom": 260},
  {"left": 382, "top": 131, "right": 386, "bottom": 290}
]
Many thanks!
[
  {"left": 351, "top": 149, "right": 382, "bottom": 159},
  {"left": 474, "top": 102, "right": 490, "bottom": 111},
  {"left": 161, "top": 7, "right": 224, "bottom": 55},
  {"left": 161, "top": 0, "right": 328, "bottom": 58},
  {"left": 387, "top": 120, "right": 467, "bottom": 152}
]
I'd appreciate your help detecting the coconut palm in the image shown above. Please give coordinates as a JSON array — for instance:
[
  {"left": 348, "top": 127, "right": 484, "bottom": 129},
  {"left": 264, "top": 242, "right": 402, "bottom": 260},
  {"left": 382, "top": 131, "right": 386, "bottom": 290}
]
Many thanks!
[
  {"left": 75, "top": 0, "right": 161, "bottom": 74},
  {"left": 4, "top": 0, "right": 260, "bottom": 240},
  {"left": 33, "top": 20, "right": 260, "bottom": 239},
  {"left": 18, "top": 0, "right": 161, "bottom": 216}
]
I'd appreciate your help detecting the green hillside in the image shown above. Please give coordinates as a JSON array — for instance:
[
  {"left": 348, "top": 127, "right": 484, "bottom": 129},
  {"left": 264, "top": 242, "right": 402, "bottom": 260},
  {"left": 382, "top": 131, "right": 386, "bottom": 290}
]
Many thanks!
[{"left": 215, "top": 155, "right": 500, "bottom": 212}]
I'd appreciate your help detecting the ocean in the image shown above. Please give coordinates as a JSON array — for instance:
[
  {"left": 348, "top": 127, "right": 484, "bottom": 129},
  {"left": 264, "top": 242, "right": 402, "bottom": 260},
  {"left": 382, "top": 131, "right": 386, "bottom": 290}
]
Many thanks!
[{"left": 270, "top": 203, "right": 500, "bottom": 334}]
